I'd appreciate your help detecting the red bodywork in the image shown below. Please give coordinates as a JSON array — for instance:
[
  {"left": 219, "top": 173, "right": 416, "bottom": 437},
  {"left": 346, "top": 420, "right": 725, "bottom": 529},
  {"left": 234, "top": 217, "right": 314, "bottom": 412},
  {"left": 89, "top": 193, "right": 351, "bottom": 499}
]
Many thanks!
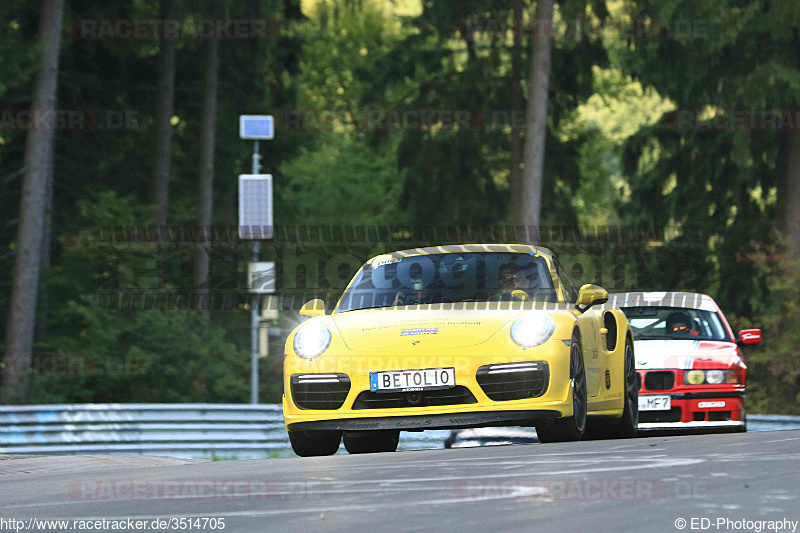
[
  {"left": 636, "top": 340, "right": 747, "bottom": 429},
  {"left": 616, "top": 292, "right": 759, "bottom": 432}
]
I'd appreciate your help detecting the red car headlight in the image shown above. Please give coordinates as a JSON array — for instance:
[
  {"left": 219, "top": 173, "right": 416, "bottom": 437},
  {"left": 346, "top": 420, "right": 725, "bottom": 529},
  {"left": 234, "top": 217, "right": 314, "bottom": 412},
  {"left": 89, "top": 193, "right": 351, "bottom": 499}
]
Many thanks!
[{"left": 684, "top": 369, "right": 739, "bottom": 385}]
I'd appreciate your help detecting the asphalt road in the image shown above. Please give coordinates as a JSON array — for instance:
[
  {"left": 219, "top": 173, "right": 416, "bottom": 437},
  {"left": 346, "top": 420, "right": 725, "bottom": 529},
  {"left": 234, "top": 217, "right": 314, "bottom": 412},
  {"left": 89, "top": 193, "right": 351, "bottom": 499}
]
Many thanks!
[{"left": 1, "top": 430, "right": 799, "bottom": 533}]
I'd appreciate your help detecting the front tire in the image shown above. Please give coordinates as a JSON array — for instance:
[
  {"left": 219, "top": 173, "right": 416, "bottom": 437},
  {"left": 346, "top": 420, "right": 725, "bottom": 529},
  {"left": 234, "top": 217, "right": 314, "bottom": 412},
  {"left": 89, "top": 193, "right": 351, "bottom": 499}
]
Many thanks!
[
  {"left": 343, "top": 430, "right": 400, "bottom": 454},
  {"left": 598, "top": 337, "right": 638, "bottom": 439},
  {"left": 288, "top": 430, "right": 341, "bottom": 457},
  {"left": 536, "top": 328, "right": 587, "bottom": 443}
]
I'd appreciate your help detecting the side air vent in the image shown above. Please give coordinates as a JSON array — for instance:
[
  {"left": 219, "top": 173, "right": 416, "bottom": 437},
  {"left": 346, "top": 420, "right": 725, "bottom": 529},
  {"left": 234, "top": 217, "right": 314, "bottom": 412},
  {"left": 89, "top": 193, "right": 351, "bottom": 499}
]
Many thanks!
[
  {"left": 290, "top": 373, "right": 351, "bottom": 410},
  {"left": 603, "top": 311, "right": 618, "bottom": 352},
  {"left": 476, "top": 361, "right": 549, "bottom": 401}
]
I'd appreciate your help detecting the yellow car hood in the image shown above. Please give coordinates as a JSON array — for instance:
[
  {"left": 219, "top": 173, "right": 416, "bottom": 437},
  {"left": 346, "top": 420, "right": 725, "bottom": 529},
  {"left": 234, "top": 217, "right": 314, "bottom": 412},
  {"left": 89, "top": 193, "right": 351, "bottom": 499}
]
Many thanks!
[{"left": 330, "top": 306, "right": 520, "bottom": 352}]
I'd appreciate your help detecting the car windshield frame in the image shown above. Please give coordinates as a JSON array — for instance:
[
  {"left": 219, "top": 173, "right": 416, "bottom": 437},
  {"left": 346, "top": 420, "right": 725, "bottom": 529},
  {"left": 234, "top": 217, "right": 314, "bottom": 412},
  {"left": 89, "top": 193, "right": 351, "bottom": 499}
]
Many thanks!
[
  {"left": 621, "top": 305, "right": 732, "bottom": 342},
  {"left": 334, "top": 252, "right": 559, "bottom": 313}
]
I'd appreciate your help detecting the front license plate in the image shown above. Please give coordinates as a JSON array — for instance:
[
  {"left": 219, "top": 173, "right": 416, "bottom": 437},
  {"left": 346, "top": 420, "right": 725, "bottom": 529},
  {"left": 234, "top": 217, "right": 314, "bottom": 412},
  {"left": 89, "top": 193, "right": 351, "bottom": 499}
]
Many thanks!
[
  {"left": 370, "top": 367, "right": 456, "bottom": 393},
  {"left": 639, "top": 395, "right": 671, "bottom": 411}
]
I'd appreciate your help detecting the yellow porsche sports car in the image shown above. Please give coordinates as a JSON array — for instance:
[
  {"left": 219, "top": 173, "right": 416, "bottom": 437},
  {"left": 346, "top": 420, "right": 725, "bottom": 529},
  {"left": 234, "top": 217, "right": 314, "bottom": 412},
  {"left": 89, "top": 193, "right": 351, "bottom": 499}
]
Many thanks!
[{"left": 283, "top": 244, "right": 638, "bottom": 456}]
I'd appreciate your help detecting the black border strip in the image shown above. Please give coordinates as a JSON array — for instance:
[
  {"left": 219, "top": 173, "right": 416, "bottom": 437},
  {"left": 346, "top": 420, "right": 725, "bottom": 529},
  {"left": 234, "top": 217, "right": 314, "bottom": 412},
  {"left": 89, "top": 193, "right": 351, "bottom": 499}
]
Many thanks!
[{"left": 287, "top": 409, "right": 561, "bottom": 432}]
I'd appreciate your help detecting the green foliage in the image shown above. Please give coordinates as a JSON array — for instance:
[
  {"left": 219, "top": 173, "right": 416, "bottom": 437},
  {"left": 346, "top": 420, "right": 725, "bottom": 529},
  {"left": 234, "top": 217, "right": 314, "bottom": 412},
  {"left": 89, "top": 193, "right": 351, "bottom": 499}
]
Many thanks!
[
  {"left": 1, "top": 0, "right": 304, "bottom": 403},
  {"left": 280, "top": 133, "right": 408, "bottom": 226},
  {"left": 561, "top": 66, "right": 673, "bottom": 226},
  {"left": 2, "top": 0, "right": 797, "bottom": 411},
  {"left": 386, "top": 0, "right": 611, "bottom": 225},
  {"left": 31, "top": 296, "right": 249, "bottom": 403},
  {"left": 730, "top": 233, "right": 800, "bottom": 414},
  {"left": 618, "top": 0, "right": 800, "bottom": 314},
  {"left": 277, "top": 1, "right": 411, "bottom": 228},
  {"left": 27, "top": 190, "right": 249, "bottom": 404},
  {"left": 0, "top": 0, "right": 38, "bottom": 100}
]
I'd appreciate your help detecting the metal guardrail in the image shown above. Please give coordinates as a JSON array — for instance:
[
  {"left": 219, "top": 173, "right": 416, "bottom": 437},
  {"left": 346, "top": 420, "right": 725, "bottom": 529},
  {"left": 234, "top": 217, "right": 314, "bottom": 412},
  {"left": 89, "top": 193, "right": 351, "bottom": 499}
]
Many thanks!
[
  {"left": 2, "top": 405, "right": 798, "bottom": 459},
  {"left": 0, "top": 404, "right": 288, "bottom": 459},
  {"left": 0, "top": 404, "right": 448, "bottom": 459}
]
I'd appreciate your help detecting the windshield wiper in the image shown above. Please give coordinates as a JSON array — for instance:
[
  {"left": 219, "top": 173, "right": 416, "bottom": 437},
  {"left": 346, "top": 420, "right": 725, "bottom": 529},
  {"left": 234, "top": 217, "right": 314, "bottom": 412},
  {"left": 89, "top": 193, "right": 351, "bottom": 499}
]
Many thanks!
[{"left": 348, "top": 304, "right": 398, "bottom": 311}]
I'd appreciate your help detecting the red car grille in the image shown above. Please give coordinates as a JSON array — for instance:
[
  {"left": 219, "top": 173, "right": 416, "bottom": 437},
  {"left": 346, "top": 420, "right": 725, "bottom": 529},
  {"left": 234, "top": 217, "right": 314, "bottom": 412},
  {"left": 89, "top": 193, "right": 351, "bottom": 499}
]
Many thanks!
[{"left": 644, "top": 370, "right": 675, "bottom": 391}]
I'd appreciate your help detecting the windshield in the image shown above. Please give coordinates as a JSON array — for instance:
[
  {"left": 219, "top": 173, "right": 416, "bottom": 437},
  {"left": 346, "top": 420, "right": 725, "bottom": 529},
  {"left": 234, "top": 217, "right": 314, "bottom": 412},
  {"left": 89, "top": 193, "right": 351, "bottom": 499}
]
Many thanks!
[
  {"left": 335, "top": 252, "right": 558, "bottom": 313},
  {"left": 621, "top": 306, "right": 730, "bottom": 342}
]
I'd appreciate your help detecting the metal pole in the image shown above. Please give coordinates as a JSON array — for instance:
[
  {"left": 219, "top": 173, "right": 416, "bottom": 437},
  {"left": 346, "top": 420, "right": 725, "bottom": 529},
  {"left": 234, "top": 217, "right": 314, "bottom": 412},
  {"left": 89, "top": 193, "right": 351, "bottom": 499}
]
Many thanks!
[{"left": 250, "top": 140, "right": 262, "bottom": 405}]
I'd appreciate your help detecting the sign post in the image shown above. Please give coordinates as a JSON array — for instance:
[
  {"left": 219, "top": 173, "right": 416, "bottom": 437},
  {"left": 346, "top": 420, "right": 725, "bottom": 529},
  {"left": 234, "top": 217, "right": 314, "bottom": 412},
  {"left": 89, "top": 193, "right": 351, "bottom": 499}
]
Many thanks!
[{"left": 238, "top": 115, "right": 274, "bottom": 405}]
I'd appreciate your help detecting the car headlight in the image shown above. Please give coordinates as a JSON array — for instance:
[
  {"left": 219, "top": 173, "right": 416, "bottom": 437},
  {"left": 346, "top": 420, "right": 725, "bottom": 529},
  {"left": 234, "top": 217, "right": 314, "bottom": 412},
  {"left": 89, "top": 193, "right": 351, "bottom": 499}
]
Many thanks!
[
  {"left": 685, "top": 369, "right": 735, "bottom": 385},
  {"left": 293, "top": 320, "right": 332, "bottom": 359},
  {"left": 686, "top": 370, "right": 706, "bottom": 385},
  {"left": 510, "top": 311, "right": 555, "bottom": 348}
]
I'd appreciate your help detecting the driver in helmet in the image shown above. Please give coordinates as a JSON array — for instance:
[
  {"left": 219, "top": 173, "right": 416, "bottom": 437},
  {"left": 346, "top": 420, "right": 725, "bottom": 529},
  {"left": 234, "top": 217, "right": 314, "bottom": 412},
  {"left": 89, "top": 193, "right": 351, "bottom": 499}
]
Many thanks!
[
  {"left": 393, "top": 279, "right": 432, "bottom": 306},
  {"left": 490, "top": 263, "right": 530, "bottom": 301},
  {"left": 666, "top": 310, "right": 699, "bottom": 336}
]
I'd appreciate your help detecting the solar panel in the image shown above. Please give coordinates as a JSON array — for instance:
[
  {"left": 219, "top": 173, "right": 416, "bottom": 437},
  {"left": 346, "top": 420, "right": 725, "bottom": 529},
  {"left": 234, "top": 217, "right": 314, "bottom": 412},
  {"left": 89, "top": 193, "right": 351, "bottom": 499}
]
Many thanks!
[
  {"left": 238, "top": 174, "right": 273, "bottom": 239},
  {"left": 239, "top": 115, "right": 274, "bottom": 140}
]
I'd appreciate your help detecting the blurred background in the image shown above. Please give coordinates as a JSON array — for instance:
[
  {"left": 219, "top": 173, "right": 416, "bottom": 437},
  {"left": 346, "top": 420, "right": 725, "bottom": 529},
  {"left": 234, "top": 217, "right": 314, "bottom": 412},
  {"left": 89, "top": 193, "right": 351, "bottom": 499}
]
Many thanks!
[{"left": 1, "top": 0, "right": 798, "bottom": 413}]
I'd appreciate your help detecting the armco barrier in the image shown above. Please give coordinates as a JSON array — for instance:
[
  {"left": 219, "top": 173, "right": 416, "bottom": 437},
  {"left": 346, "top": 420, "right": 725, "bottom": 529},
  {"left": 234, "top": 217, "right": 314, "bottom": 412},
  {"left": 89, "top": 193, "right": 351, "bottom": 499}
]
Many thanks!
[
  {"left": 0, "top": 404, "right": 448, "bottom": 459},
  {"left": 0, "top": 404, "right": 288, "bottom": 459}
]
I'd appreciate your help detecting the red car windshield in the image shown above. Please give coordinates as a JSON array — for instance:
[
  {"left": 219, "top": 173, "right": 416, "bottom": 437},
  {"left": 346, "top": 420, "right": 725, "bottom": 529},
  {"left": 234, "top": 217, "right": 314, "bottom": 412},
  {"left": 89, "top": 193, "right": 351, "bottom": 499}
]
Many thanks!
[{"left": 621, "top": 306, "right": 730, "bottom": 342}]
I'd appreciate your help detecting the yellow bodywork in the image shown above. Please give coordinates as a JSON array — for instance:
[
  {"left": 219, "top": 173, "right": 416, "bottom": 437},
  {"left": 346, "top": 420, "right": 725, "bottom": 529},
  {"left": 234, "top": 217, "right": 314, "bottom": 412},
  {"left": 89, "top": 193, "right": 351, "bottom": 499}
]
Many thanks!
[{"left": 283, "top": 244, "right": 631, "bottom": 432}]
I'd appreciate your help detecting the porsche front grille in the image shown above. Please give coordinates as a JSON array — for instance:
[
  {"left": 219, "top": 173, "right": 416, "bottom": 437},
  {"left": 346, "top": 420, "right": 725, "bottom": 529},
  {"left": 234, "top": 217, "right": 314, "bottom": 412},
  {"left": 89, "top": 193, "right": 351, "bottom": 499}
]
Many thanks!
[
  {"left": 352, "top": 386, "right": 477, "bottom": 409},
  {"left": 476, "top": 361, "right": 549, "bottom": 401},
  {"left": 290, "top": 373, "right": 351, "bottom": 410}
]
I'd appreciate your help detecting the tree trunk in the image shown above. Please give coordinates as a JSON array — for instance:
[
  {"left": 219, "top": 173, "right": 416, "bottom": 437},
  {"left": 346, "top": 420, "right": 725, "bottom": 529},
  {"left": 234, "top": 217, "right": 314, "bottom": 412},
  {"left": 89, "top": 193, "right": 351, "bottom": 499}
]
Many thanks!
[
  {"left": 520, "top": 0, "right": 554, "bottom": 238},
  {"left": 153, "top": 0, "right": 177, "bottom": 227},
  {"left": 36, "top": 154, "right": 55, "bottom": 340},
  {"left": 776, "top": 36, "right": 800, "bottom": 264},
  {"left": 194, "top": 36, "right": 220, "bottom": 317},
  {"left": 776, "top": 130, "right": 800, "bottom": 262},
  {"left": 3, "top": 0, "right": 65, "bottom": 403},
  {"left": 509, "top": 0, "right": 524, "bottom": 227}
]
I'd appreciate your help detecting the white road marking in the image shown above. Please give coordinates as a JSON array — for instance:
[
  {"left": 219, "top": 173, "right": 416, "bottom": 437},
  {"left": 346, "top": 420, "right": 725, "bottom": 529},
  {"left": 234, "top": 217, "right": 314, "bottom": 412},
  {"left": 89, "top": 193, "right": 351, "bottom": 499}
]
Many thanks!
[
  {"left": 757, "top": 436, "right": 800, "bottom": 444},
  {"left": 3, "top": 456, "right": 703, "bottom": 513},
  {"left": 57, "top": 488, "right": 547, "bottom": 521},
  {"left": 272, "top": 448, "right": 665, "bottom": 472}
]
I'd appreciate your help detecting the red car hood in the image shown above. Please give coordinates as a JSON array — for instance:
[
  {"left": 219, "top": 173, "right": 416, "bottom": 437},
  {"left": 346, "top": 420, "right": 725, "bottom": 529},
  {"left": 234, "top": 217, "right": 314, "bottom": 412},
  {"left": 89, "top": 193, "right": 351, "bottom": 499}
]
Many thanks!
[{"left": 634, "top": 339, "right": 743, "bottom": 370}]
